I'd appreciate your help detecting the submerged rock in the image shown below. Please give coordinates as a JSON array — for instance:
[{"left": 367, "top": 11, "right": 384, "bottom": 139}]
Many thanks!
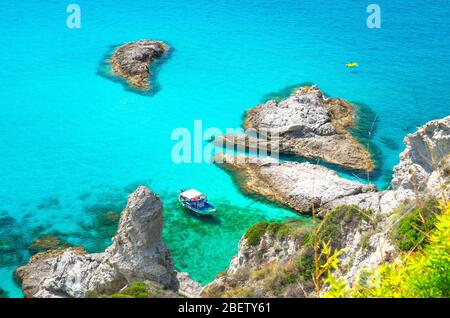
[
  {"left": 29, "top": 235, "right": 72, "bottom": 253},
  {"left": 110, "top": 40, "right": 169, "bottom": 90},
  {"left": 15, "top": 187, "right": 180, "bottom": 298},
  {"left": 214, "top": 85, "right": 373, "bottom": 171}
]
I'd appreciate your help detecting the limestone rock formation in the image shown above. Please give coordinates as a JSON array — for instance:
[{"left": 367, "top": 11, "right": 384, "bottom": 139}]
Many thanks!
[
  {"left": 392, "top": 115, "right": 450, "bottom": 198},
  {"left": 214, "top": 85, "right": 373, "bottom": 171},
  {"left": 110, "top": 40, "right": 169, "bottom": 90},
  {"left": 176, "top": 272, "right": 204, "bottom": 298},
  {"left": 213, "top": 153, "right": 377, "bottom": 215},
  {"left": 15, "top": 187, "right": 179, "bottom": 298}
]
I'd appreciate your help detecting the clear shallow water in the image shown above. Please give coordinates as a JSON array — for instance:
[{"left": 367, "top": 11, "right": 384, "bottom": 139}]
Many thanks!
[{"left": 0, "top": 0, "right": 449, "bottom": 297}]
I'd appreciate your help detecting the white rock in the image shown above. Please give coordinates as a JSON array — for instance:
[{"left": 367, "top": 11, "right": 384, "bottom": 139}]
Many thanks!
[{"left": 16, "top": 187, "right": 178, "bottom": 298}]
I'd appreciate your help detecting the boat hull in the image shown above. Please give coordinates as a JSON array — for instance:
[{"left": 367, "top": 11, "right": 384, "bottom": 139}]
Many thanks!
[{"left": 178, "top": 198, "right": 217, "bottom": 216}]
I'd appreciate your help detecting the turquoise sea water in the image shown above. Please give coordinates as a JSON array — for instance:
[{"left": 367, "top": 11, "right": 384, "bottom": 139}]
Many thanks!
[{"left": 0, "top": 0, "right": 449, "bottom": 297}]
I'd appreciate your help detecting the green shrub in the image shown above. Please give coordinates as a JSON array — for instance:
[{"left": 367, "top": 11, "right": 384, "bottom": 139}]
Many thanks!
[
  {"left": 109, "top": 293, "right": 131, "bottom": 298},
  {"left": 202, "top": 283, "right": 225, "bottom": 297},
  {"left": 84, "top": 290, "right": 100, "bottom": 298},
  {"left": 109, "top": 282, "right": 149, "bottom": 298},
  {"left": 244, "top": 222, "right": 269, "bottom": 246},
  {"left": 319, "top": 205, "right": 372, "bottom": 249},
  {"left": 360, "top": 231, "right": 371, "bottom": 251},
  {"left": 395, "top": 200, "right": 439, "bottom": 251},
  {"left": 120, "top": 282, "right": 148, "bottom": 298},
  {"left": 245, "top": 220, "right": 311, "bottom": 246},
  {"left": 293, "top": 251, "right": 315, "bottom": 281}
]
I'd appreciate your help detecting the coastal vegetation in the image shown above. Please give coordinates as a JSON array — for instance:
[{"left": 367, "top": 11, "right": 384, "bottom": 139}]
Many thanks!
[
  {"left": 317, "top": 205, "right": 375, "bottom": 250},
  {"left": 392, "top": 199, "right": 439, "bottom": 251},
  {"left": 205, "top": 197, "right": 449, "bottom": 298},
  {"left": 85, "top": 281, "right": 181, "bottom": 298},
  {"left": 203, "top": 205, "right": 358, "bottom": 297},
  {"left": 326, "top": 200, "right": 450, "bottom": 298},
  {"left": 244, "top": 220, "right": 310, "bottom": 246}
]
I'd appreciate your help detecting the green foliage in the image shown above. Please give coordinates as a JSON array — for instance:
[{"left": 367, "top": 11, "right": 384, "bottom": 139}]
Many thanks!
[
  {"left": 327, "top": 201, "right": 450, "bottom": 298},
  {"left": 318, "top": 205, "right": 373, "bottom": 249},
  {"left": 85, "top": 281, "right": 180, "bottom": 298},
  {"left": 293, "top": 251, "right": 315, "bottom": 281},
  {"left": 244, "top": 222, "right": 269, "bottom": 246},
  {"left": 360, "top": 231, "right": 371, "bottom": 251},
  {"left": 395, "top": 200, "right": 439, "bottom": 251},
  {"left": 323, "top": 273, "right": 351, "bottom": 298},
  {"left": 84, "top": 290, "right": 100, "bottom": 298},
  {"left": 109, "top": 282, "right": 150, "bottom": 298},
  {"left": 244, "top": 220, "right": 308, "bottom": 246},
  {"left": 109, "top": 293, "right": 131, "bottom": 298},
  {"left": 202, "top": 283, "right": 225, "bottom": 297}
]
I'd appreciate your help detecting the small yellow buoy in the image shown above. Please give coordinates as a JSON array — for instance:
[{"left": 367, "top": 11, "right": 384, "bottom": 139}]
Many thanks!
[{"left": 346, "top": 62, "right": 359, "bottom": 68}]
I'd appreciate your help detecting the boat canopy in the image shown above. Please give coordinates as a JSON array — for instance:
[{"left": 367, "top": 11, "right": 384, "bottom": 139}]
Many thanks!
[{"left": 180, "top": 189, "right": 203, "bottom": 200}]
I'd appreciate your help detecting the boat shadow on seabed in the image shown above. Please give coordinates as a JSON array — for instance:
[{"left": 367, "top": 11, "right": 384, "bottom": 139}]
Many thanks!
[{"left": 182, "top": 208, "right": 222, "bottom": 225}]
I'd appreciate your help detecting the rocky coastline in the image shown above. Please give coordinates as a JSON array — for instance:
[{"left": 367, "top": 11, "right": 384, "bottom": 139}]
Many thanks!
[
  {"left": 110, "top": 40, "right": 169, "bottom": 90},
  {"left": 14, "top": 108, "right": 448, "bottom": 298},
  {"left": 214, "top": 116, "right": 449, "bottom": 217},
  {"left": 214, "top": 85, "right": 374, "bottom": 171},
  {"left": 204, "top": 116, "right": 449, "bottom": 297}
]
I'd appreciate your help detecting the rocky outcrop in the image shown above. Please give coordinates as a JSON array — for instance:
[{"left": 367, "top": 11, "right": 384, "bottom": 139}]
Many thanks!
[
  {"left": 227, "top": 229, "right": 304, "bottom": 276},
  {"left": 214, "top": 153, "right": 377, "bottom": 215},
  {"left": 176, "top": 272, "right": 204, "bottom": 298},
  {"left": 392, "top": 115, "right": 450, "bottom": 198},
  {"left": 15, "top": 187, "right": 179, "bottom": 298},
  {"left": 214, "top": 85, "right": 373, "bottom": 171},
  {"left": 110, "top": 40, "right": 169, "bottom": 90}
]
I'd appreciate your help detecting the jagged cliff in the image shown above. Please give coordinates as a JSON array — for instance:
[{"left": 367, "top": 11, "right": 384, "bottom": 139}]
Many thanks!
[{"left": 15, "top": 187, "right": 201, "bottom": 298}]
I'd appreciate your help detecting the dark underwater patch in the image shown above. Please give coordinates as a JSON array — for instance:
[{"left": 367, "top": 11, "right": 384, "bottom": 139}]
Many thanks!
[
  {"left": 36, "top": 197, "right": 60, "bottom": 210},
  {"left": 28, "top": 234, "right": 72, "bottom": 254},
  {"left": 122, "top": 179, "right": 153, "bottom": 194},
  {"left": 0, "top": 216, "right": 16, "bottom": 227},
  {"left": 380, "top": 136, "right": 401, "bottom": 151},
  {"left": 0, "top": 215, "right": 27, "bottom": 267},
  {"left": 349, "top": 101, "right": 384, "bottom": 180},
  {"left": 77, "top": 191, "right": 91, "bottom": 201},
  {"left": 74, "top": 189, "right": 130, "bottom": 253}
]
